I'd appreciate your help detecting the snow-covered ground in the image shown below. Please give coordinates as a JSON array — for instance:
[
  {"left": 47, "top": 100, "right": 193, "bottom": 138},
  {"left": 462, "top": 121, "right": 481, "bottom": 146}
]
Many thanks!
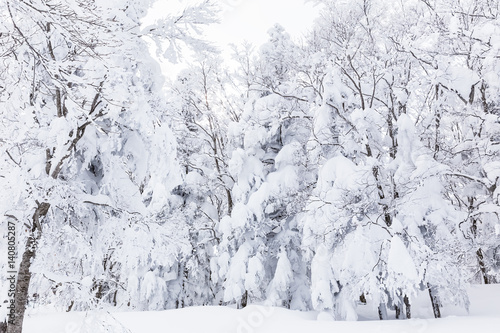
[{"left": 23, "top": 284, "right": 500, "bottom": 333}]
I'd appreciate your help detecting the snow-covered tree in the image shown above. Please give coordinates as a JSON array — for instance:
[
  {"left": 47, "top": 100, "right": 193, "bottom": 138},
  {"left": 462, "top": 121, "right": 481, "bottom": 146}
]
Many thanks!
[
  {"left": 165, "top": 52, "right": 240, "bottom": 307},
  {"left": 217, "top": 25, "right": 314, "bottom": 309},
  {"left": 1, "top": 0, "right": 499, "bottom": 325},
  {"left": 0, "top": 0, "right": 216, "bottom": 330}
]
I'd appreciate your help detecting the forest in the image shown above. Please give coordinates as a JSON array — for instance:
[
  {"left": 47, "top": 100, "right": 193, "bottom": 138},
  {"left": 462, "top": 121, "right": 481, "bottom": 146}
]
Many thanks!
[{"left": 1, "top": 0, "right": 500, "bottom": 332}]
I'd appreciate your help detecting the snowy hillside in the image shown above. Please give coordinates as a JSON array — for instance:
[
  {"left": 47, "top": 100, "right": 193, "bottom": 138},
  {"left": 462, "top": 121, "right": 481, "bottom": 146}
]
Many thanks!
[{"left": 22, "top": 285, "right": 500, "bottom": 333}]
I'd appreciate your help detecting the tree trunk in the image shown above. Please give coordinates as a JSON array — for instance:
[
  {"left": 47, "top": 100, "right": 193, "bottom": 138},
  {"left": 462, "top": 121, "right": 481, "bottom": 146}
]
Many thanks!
[
  {"left": 7, "top": 203, "right": 50, "bottom": 333},
  {"left": 428, "top": 284, "right": 441, "bottom": 319},
  {"left": 395, "top": 304, "right": 401, "bottom": 319},
  {"left": 476, "top": 248, "right": 490, "bottom": 284},
  {"left": 239, "top": 290, "right": 248, "bottom": 309},
  {"left": 404, "top": 294, "right": 411, "bottom": 319},
  {"left": 471, "top": 215, "right": 490, "bottom": 285},
  {"left": 6, "top": 236, "right": 37, "bottom": 333},
  {"left": 226, "top": 188, "right": 233, "bottom": 215},
  {"left": 378, "top": 303, "right": 388, "bottom": 320},
  {"left": 395, "top": 294, "right": 411, "bottom": 319}
]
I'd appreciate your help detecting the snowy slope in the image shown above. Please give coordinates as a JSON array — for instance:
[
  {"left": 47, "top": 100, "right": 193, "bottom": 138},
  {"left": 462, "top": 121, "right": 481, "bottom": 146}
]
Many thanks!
[{"left": 22, "top": 284, "right": 500, "bottom": 333}]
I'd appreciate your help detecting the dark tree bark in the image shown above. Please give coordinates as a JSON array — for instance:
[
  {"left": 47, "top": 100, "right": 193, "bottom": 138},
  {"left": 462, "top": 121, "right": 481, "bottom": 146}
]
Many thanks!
[
  {"left": 7, "top": 236, "right": 36, "bottom": 333},
  {"left": 226, "top": 188, "right": 233, "bottom": 215},
  {"left": 395, "top": 304, "right": 401, "bottom": 319},
  {"left": 476, "top": 248, "right": 490, "bottom": 284},
  {"left": 395, "top": 294, "right": 411, "bottom": 319},
  {"left": 470, "top": 213, "right": 491, "bottom": 285},
  {"left": 404, "top": 294, "right": 411, "bottom": 319},
  {"left": 378, "top": 303, "right": 388, "bottom": 320},
  {"left": 6, "top": 202, "right": 50, "bottom": 333},
  {"left": 240, "top": 290, "right": 248, "bottom": 309},
  {"left": 428, "top": 284, "right": 441, "bottom": 319}
]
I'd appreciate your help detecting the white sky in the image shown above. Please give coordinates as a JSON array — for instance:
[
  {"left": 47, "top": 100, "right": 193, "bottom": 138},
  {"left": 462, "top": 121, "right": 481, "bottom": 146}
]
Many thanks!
[
  {"left": 206, "top": 0, "right": 320, "bottom": 47},
  {"left": 146, "top": 0, "right": 320, "bottom": 78}
]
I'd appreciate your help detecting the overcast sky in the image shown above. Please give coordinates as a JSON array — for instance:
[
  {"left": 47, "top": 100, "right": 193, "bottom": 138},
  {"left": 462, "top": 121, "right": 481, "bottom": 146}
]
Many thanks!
[
  {"left": 206, "top": 0, "right": 319, "bottom": 47},
  {"left": 146, "top": 0, "right": 320, "bottom": 78}
]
